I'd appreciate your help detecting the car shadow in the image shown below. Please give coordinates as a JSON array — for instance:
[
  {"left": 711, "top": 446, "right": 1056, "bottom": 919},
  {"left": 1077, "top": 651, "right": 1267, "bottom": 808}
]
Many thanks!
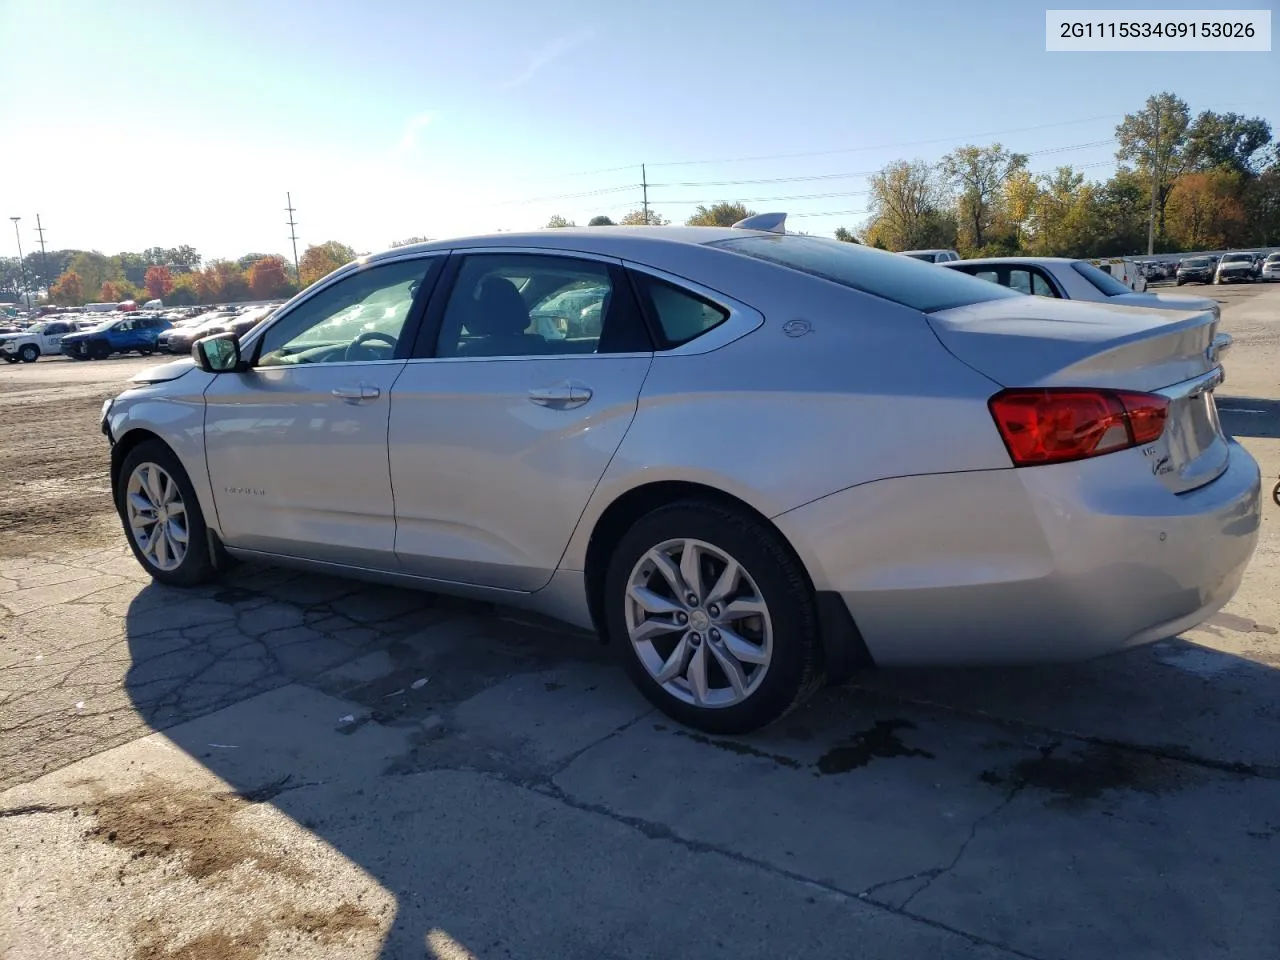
[
  {"left": 119, "top": 562, "right": 1280, "bottom": 958},
  {"left": 1218, "top": 396, "right": 1280, "bottom": 440}
]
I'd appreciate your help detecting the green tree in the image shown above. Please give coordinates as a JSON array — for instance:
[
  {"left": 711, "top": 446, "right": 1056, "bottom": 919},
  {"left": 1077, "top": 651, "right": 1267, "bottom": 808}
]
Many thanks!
[
  {"left": 1186, "top": 111, "right": 1272, "bottom": 175},
  {"left": 588, "top": 215, "right": 615, "bottom": 226},
  {"left": 686, "top": 202, "right": 756, "bottom": 226},
  {"left": 298, "top": 241, "right": 356, "bottom": 287},
  {"left": 1115, "top": 92, "right": 1191, "bottom": 238},
  {"left": 833, "top": 226, "right": 860, "bottom": 243},
  {"left": 619, "top": 208, "right": 669, "bottom": 225},
  {"left": 1243, "top": 165, "right": 1280, "bottom": 244},
  {"left": 545, "top": 214, "right": 575, "bottom": 228},
  {"left": 940, "top": 143, "right": 1027, "bottom": 253},
  {"left": 68, "top": 252, "right": 122, "bottom": 297}
]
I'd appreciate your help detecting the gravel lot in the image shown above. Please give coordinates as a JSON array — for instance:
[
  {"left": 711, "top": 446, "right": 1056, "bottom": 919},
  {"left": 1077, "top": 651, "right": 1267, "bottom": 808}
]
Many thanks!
[{"left": 2, "top": 288, "right": 1278, "bottom": 960}]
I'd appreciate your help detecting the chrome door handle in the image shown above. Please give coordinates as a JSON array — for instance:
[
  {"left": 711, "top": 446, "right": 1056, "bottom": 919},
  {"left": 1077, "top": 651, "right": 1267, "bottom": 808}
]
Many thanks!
[{"left": 528, "top": 381, "right": 590, "bottom": 409}]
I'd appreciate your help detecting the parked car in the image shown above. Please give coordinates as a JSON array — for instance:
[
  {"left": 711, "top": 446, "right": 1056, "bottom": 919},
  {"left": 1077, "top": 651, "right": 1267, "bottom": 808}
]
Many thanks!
[
  {"left": 157, "top": 310, "right": 256, "bottom": 354},
  {"left": 61, "top": 314, "right": 172, "bottom": 360},
  {"left": 941, "top": 257, "right": 1221, "bottom": 318},
  {"left": 1175, "top": 257, "right": 1215, "bottom": 285},
  {"left": 101, "top": 220, "right": 1260, "bottom": 733},
  {"left": 1214, "top": 252, "right": 1256, "bottom": 284},
  {"left": 1, "top": 318, "right": 83, "bottom": 362},
  {"left": 900, "top": 249, "right": 961, "bottom": 263},
  {"left": 1260, "top": 252, "right": 1280, "bottom": 282}
]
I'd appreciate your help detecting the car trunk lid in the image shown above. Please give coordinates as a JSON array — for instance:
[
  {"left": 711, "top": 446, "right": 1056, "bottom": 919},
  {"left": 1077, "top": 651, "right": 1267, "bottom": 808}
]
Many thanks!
[{"left": 928, "top": 297, "right": 1229, "bottom": 493}]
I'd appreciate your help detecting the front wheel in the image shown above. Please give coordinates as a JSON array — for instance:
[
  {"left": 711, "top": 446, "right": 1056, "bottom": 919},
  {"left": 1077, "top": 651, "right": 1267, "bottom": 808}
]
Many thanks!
[
  {"left": 90, "top": 341, "right": 110, "bottom": 360},
  {"left": 117, "top": 440, "right": 218, "bottom": 586},
  {"left": 604, "top": 500, "right": 823, "bottom": 734},
  {"left": 19, "top": 344, "right": 39, "bottom": 363}
]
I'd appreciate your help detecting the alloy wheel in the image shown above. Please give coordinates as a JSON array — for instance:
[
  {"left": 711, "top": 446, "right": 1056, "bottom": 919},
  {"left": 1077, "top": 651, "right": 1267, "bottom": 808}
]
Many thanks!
[
  {"left": 125, "top": 462, "right": 189, "bottom": 572},
  {"left": 625, "top": 538, "right": 773, "bottom": 708}
]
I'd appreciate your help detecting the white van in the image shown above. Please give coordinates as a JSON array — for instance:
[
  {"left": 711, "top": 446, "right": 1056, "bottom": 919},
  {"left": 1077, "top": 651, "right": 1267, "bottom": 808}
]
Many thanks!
[
  {"left": 1090, "top": 258, "right": 1147, "bottom": 292},
  {"left": 83, "top": 302, "right": 119, "bottom": 313}
]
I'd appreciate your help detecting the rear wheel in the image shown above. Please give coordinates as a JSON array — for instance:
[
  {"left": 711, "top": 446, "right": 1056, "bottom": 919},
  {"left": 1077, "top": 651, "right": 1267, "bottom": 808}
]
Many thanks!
[
  {"left": 117, "top": 440, "right": 217, "bottom": 586},
  {"left": 90, "top": 341, "right": 110, "bottom": 360},
  {"left": 18, "top": 344, "right": 39, "bottom": 363},
  {"left": 604, "top": 500, "right": 823, "bottom": 734},
  {"left": 138, "top": 347, "right": 154, "bottom": 357}
]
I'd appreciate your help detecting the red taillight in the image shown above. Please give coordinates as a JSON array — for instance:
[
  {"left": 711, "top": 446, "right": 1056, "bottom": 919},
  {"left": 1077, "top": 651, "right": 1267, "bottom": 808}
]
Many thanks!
[{"left": 989, "top": 388, "right": 1169, "bottom": 466}]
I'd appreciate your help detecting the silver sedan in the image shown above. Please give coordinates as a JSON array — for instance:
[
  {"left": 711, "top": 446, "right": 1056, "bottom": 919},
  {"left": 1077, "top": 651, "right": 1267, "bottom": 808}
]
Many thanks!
[{"left": 101, "top": 220, "right": 1261, "bottom": 733}]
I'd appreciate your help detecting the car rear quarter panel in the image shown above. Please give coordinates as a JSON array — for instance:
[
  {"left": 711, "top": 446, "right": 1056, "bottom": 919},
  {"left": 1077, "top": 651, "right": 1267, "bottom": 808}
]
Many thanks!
[{"left": 558, "top": 268, "right": 1013, "bottom": 571}]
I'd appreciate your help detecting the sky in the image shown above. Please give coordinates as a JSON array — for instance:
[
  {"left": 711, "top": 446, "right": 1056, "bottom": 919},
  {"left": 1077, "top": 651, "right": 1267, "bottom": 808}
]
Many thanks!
[{"left": 0, "top": 0, "right": 1276, "bottom": 262}]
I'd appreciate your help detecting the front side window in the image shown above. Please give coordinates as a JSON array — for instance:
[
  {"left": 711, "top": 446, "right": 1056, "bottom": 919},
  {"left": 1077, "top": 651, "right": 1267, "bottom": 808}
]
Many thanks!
[
  {"left": 1071, "top": 261, "right": 1132, "bottom": 297},
  {"left": 433, "top": 254, "right": 647, "bottom": 358},
  {"left": 715, "top": 235, "right": 1022, "bottom": 313},
  {"left": 256, "top": 258, "right": 433, "bottom": 366}
]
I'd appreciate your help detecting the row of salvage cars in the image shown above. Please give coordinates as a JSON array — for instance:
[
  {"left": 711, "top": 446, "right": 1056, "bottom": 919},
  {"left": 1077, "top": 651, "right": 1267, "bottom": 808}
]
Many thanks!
[{"left": 101, "top": 214, "right": 1261, "bottom": 733}]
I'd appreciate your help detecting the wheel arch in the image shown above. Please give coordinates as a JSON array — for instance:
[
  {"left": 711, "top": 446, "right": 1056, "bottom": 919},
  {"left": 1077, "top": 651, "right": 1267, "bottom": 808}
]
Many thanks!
[
  {"left": 579, "top": 480, "right": 871, "bottom": 681},
  {"left": 110, "top": 424, "right": 223, "bottom": 544}
]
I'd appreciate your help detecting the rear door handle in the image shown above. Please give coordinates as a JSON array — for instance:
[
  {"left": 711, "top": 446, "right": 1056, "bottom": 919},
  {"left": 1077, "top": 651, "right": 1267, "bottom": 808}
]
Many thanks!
[{"left": 528, "top": 381, "right": 591, "bottom": 409}]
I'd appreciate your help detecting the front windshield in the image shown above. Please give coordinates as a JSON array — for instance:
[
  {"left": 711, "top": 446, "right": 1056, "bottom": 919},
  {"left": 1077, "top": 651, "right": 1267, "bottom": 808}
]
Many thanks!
[
  {"left": 1072, "top": 261, "right": 1133, "bottom": 296},
  {"left": 27, "top": 322, "right": 48, "bottom": 335},
  {"left": 1221, "top": 254, "right": 1250, "bottom": 263}
]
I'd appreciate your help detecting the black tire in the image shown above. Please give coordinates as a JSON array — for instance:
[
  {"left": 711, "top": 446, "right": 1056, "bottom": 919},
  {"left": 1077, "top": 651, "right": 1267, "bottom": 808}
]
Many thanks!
[
  {"left": 138, "top": 347, "right": 153, "bottom": 357},
  {"left": 3, "top": 356, "right": 17, "bottom": 364},
  {"left": 90, "top": 341, "right": 110, "bottom": 360},
  {"left": 604, "top": 499, "right": 824, "bottom": 734},
  {"left": 116, "top": 440, "right": 218, "bottom": 586},
  {"left": 19, "top": 344, "right": 39, "bottom": 363}
]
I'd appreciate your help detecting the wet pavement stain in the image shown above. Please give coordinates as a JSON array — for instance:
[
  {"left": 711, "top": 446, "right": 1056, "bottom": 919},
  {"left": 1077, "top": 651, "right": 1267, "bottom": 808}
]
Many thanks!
[
  {"left": 211, "top": 587, "right": 258, "bottom": 606},
  {"left": 673, "top": 730, "right": 802, "bottom": 769},
  {"left": 1204, "top": 612, "right": 1279, "bottom": 635},
  {"left": 1002, "top": 743, "right": 1196, "bottom": 805},
  {"left": 815, "top": 719, "right": 934, "bottom": 775}
]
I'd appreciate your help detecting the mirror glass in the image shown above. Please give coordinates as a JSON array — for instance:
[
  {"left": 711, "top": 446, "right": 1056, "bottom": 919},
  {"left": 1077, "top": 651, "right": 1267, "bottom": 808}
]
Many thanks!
[{"left": 198, "top": 335, "right": 239, "bottom": 372}]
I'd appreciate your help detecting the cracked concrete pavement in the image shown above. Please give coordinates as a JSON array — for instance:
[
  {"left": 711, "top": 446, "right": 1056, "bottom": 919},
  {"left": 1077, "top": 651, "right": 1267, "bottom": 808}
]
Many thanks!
[{"left": 1, "top": 285, "right": 1279, "bottom": 959}]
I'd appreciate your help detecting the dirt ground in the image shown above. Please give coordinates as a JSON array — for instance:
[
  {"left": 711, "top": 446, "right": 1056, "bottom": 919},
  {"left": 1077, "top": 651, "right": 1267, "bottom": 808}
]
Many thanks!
[{"left": 0, "top": 356, "right": 157, "bottom": 557}]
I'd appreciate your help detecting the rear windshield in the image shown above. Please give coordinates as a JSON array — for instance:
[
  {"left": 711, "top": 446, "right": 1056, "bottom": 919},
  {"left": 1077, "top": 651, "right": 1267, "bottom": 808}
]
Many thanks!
[
  {"left": 1181, "top": 258, "right": 1210, "bottom": 268},
  {"left": 1072, "top": 261, "right": 1133, "bottom": 296},
  {"left": 1220, "top": 253, "right": 1251, "bottom": 263},
  {"left": 712, "top": 235, "right": 1022, "bottom": 313}
]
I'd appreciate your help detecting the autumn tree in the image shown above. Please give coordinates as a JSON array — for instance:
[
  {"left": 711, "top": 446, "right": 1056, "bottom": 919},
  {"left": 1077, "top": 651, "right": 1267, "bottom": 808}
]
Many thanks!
[
  {"left": 545, "top": 215, "right": 576, "bottom": 228},
  {"left": 68, "top": 252, "right": 121, "bottom": 296},
  {"left": 49, "top": 270, "right": 85, "bottom": 306},
  {"left": 248, "top": 255, "right": 291, "bottom": 299},
  {"left": 168, "top": 273, "right": 200, "bottom": 305},
  {"left": 100, "top": 280, "right": 135, "bottom": 302},
  {"left": 588, "top": 215, "right": 615, "bottom": 226},
  {"left": 686, "top": 202, "right": 756, "bottom": 227},
  {"left": 298, "top": 241, "right": 357, "bottom": 287},
  {"left": 619, "top": 209, "right": 669, "bottom": 225},
  {"left": 863, "top": 160, "right": 957, "bottom": 251},
  {"left": 940, "top": 143, "right": 1027, "bottom": 253},
  {"left": 1166, "top": 171, "right": 1246, "bottom": 250},
  {"left": 144, "top": 265, "right": 174, "bottom": 300}
]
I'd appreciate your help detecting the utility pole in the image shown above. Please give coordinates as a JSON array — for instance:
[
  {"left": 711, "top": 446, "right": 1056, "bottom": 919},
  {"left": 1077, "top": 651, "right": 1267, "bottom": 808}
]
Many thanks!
[
  {"left": 35, "top": 215, "right": 49, "bottom": 297},
  {"left": 9, "top": 216, "right": 30, "bottom": 311},
  {"left": 641, "top": 164, "right": 649, "bottom": 225},
  {"left": 1146, "top": 100, "right": 1161, "bottom": 256},
  {"left": 285, "top": 193, "right": 300, "bottom": 284}
]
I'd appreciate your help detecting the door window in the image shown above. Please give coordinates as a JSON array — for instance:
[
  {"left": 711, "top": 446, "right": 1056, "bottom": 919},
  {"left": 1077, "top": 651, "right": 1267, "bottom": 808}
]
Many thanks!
[
  {"left": 256, "top": 258, "right": 434, "bottom": 366},
  {"left": 1008, "top": 269, "right": 1033, "bottom": 295},
  {"left": 432, "top": 254, "right": 648, "bottom": 358}
]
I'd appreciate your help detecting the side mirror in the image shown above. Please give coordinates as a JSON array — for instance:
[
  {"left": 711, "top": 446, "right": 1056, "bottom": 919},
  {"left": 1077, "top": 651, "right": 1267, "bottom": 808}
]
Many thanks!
[{"left": 194, "top": 332, "right": 243, "bottom": 373}]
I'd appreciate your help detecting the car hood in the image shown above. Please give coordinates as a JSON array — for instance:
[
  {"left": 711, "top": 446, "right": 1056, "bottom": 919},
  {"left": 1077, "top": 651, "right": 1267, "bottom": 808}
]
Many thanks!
[
  {"left": 129, "top": 357, "right": 196, "bottom": 384},
  {"left": 60, "top": 330, "right": 99, "bottom": 342},
  {"left": 1218, "top": 262, "right": 1252, "bottom": 271}
]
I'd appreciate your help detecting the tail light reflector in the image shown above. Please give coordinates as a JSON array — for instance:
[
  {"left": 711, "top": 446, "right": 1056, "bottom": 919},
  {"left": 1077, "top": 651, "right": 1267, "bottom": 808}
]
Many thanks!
[{"left": 989, "top": 388, "right": 1169, "bottom": 466}]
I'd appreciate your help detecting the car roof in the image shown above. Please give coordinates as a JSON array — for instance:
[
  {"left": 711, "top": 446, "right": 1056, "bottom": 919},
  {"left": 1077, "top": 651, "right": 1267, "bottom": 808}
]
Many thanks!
[
  {"left": 364, "top": 226, "right": 763, "bottom": 266},
  {"left": 946, "top": 256, "right": 1079, "bottom": 267}
]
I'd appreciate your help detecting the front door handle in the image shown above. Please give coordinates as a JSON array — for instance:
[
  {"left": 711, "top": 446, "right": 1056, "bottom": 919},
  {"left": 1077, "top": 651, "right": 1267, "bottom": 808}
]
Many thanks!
[
  {"left": 528, "top": 381, "right": 591, "bottom": 409},
  {"left": 332, "top": 383, "right": 380, "bottom": 403}
]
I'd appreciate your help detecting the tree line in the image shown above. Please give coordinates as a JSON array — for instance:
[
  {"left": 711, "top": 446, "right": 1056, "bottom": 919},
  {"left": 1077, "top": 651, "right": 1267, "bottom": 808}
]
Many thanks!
[
  {"left": 1, "top": 241, "right": 359, "bottom": 307},
  {"left": 550, "top": 93, "right": 1279, "bottom": 258}
]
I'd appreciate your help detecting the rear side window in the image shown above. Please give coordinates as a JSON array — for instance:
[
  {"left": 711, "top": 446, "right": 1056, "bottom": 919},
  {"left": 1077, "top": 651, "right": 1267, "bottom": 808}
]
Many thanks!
[
  {"left": 631, "top": 273, "right": 729, "bottom": 348},
  {"left": 714, "top": 235, "right": 1022, "bottom": 313},
  {"left": 1071, "top": 261, "right": 1132, "bottom": 297}
]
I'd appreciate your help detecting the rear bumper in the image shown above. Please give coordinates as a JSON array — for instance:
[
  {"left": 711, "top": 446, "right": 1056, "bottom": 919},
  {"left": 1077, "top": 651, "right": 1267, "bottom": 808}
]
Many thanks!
[{"left": 775, "top": 441, "right": 1261, "bottom": 666}]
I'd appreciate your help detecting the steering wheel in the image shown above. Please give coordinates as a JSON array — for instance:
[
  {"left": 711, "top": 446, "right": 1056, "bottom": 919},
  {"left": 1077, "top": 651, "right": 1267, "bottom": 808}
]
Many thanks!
[{"left": 344, "top": 329, "right": 398, "bottom": 362}]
